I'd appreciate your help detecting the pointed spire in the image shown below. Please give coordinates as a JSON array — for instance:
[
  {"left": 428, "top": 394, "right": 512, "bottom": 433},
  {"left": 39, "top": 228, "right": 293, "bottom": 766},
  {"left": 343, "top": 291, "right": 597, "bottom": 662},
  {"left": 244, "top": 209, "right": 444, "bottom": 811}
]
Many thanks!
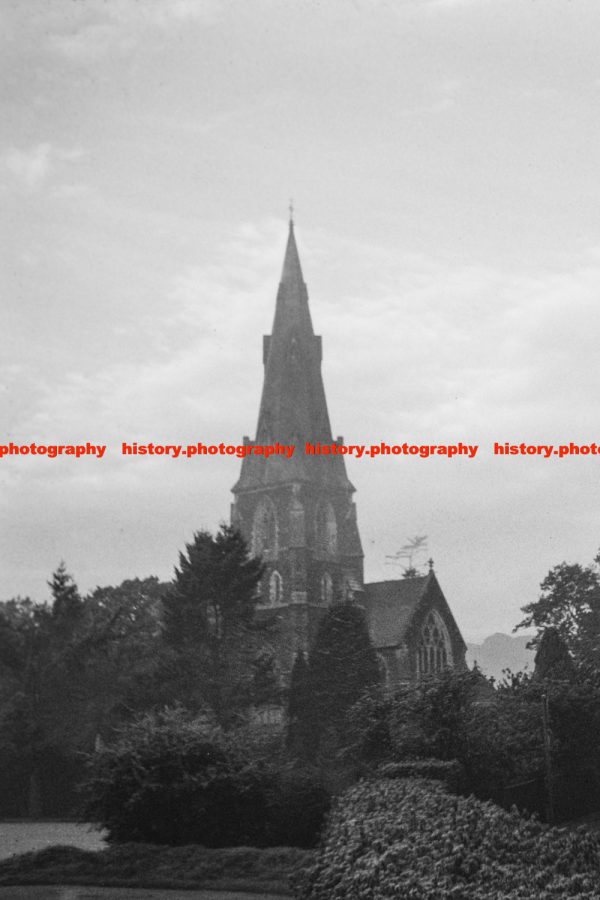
[
  {"left": 280, "top": 215, "right": 304, "bottom": 286},
  {"left": 232, "top": 219, "right": 356, "bottom": 494}
]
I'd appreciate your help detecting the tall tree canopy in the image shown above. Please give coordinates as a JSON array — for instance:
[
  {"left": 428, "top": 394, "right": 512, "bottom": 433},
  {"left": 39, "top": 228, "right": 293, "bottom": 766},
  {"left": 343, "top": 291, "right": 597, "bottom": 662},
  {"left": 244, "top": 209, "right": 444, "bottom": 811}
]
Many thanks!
[
  {"left": 161, "top": 525, "right": 265, "bottom": 724},
  {"left": 516, "top": 550, "right": 600, "bottom": 670},
  {"left": 534, "top": 627, "right": 575, "bottom": 682},
  {"left": 304, "top": 602, "right": 380, "bottom": 759},
  {"left": 0, "top": 569, "right": 167, "bottom": 816}
]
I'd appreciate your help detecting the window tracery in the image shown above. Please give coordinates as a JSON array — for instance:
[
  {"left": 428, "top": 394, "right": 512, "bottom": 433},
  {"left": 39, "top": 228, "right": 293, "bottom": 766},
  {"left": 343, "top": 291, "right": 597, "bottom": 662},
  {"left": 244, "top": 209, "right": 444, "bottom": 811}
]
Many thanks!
[
  {"left": 315, "top": 500, "right": 337, "bottom": 556},
  {"left": 417, "top": 610, "right": 452, "bottom": 676},
  {"left": 269, "top": 570, "right": 283, "bottom": 605},
  {"left": 252, "top": 499, "right": 278, "bottom": 556}
]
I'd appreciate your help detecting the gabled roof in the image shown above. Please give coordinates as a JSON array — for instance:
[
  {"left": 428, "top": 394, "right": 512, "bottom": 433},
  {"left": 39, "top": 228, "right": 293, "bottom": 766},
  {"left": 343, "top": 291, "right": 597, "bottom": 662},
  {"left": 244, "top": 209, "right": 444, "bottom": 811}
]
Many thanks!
[
  {"left": 363, "top": 575, "right": 430, "bottom": 648},
  {"left": 363, "top": 572, "right": 467, "bottom": 652}
]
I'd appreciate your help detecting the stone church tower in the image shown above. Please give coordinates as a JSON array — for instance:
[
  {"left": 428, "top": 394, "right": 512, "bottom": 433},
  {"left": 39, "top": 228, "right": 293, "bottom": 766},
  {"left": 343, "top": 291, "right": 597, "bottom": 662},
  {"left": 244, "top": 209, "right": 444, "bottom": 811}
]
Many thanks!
[
  {"left": 231, "top": 219, "right": 363, "bottom": 676},
  {"left": 231, "top": 218, "right": 467, "bottom": 685}
]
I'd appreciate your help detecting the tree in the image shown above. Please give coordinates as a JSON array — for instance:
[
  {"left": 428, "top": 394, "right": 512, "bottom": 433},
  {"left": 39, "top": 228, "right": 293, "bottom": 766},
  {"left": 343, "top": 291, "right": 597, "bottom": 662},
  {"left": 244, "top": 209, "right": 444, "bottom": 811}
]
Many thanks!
[
  {"left": 516, "top": 551, "right": 600, "bottom": 669},
  {"left": 49, "top": 560, "right": 83, "bottom": 624},
  {"left": 307, "top": 602, "right": 380, "bottom": 758},
  {"left": 286, "top": 651, "right": 313, "bottom": 758},
  {"left": 161, "top": 525, "right": 265, "bottom": 725},
  {"left": 0, "top": 569, "right": 167, "bottom": 816},
  {"left": 534, "top": 627, "right": 575, "bottom": 681}
]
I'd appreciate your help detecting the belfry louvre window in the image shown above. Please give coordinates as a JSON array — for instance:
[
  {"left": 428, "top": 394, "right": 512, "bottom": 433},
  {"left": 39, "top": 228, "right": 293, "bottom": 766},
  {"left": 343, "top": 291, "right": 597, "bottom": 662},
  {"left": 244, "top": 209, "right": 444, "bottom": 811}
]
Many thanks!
[
  {"left": 315, "top": 500, "right": 337, "bottom": 556},
  {"left": 417, "top": 611, "right": 451, "bottom": 676},
  {"left": 252, "top": 499, "right": 278, "bottom": 556}
]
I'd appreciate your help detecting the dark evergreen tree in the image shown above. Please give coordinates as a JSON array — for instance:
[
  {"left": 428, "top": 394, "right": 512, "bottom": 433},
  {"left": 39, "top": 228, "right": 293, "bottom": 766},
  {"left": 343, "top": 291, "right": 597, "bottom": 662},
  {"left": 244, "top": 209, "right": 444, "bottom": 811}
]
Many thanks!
[
  {"left": 516, "top": 551, "right": 600, "bottom": 670},
  {"left": 308, "top": 602, "right": 380, "bottom": 758},
  {"left": 161, "top": 525, "right": 264, "bottom": 724},
  {"left": 49, "top": 560, "right": 82, "bottom": 624},
  {"left": 0, "top": 573, "right": 167, "bottom": 816},
  {"left": 534, "top": 627, "right": 575, "bottom": 681},
  {"left": 286, "top": 650, "right": 313, "bottom": 758}
]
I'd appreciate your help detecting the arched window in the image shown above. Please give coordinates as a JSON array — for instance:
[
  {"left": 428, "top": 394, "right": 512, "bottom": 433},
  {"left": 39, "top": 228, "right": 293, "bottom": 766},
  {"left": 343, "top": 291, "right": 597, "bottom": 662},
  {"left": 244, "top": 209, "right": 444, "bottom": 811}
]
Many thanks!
[
  {"left": 289, "top": 496, "right": 305, "bottom": 547},
  {"left": 252, "top": 499, "right": 278, "bottom": 557},
  {"left": 377, "top": 653, "right": 390, "bottom": 688},
  {"left": 320, "top": 572, "right": 333, "bottom": 605},
  {"left": 315, "top": 500, "right": 337, "bottom": 556},
  {"left": 269, "top": 570, "right": 283, "bottom": 605},
  {"left": 416, "top": 610, "right": 452, "bottom": 676}
]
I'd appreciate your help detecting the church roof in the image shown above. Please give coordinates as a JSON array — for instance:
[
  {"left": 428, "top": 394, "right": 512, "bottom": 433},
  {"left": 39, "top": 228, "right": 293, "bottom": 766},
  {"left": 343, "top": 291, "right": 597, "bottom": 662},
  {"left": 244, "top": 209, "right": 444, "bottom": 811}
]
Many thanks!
[
  {"left": 363, "top": 575, "right": 431, "bottom": 648},
  {"left": 363, "top": 572, "right": 466, "bottom": 654},
  {"left": 233, "top": 221, "right": 354, "bottom": 494}
]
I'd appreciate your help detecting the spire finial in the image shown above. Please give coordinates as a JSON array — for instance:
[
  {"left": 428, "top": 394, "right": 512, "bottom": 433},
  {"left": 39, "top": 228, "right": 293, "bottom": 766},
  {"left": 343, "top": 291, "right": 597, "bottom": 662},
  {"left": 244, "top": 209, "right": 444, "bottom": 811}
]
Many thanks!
[
  {"left": 288, "top": 198, "right": 294, "bottom": 227},
  {"left": 428, "top": 557, "right": 435, "bottom": 572}
]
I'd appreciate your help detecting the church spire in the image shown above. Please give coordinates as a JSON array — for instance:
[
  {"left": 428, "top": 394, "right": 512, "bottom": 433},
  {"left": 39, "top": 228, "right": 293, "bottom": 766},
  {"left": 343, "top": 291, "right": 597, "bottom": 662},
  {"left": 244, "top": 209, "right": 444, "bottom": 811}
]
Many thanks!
[
  {"left": 232, "top": 220, "right": 354, "bottom": 492},
  {"left": 280, "top": 215, "right": 304, "bottom": 286}
]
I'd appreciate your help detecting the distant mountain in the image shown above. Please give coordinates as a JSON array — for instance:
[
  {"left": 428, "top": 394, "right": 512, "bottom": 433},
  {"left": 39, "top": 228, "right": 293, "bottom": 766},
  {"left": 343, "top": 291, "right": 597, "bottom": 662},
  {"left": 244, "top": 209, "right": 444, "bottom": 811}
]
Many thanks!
[{"left": 466, "top": 633, "right": 535, "bottom": 682}]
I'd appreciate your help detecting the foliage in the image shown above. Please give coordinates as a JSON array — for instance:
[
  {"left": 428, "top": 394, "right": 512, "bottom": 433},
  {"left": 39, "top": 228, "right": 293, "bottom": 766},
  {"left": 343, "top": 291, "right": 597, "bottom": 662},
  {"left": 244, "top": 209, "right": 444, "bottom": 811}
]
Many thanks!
[
  {"left": 386, "top": 668, "right": 481, "bottom": 762},
  {"left": 534, "top": 627, "right": 575, "bottom": 681},
  {"left": 0, "top": 842, "right": 313, "bottom": 894},
  {"left": 516, "top": 551, "right": 600, "bottom": 669},
  {"left": 343, "top": 689, "right": 393, "bottom": 767},
  {"left": 295, "top": 777, "right": 600, "bottom": 900},
  {"left": 305, "top": 602, "right": 380, "bottom": 759},
  {"left": 160, "top": 525, "right": 267, "bottom": 724},
  {"left": 286, "top": 651, "right": 313, "bottom": 758},
  {"left": 0, "top": 569, "right": 167, "bottom": 816},
  {"left": 342, "top": 667, "right": 600, "bottom": 820},
  {"left": 376, "top": 759, "right": 465, "bottom": 791},
  {"left": 81, "top": 706, "right": 330, "bottom": 848}
]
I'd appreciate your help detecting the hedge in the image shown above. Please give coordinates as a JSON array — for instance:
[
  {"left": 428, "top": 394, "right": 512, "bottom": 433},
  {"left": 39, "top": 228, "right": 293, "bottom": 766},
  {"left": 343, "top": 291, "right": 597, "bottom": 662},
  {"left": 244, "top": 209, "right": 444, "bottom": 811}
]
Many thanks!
[
  {"left": 375, "top": 759, "right": 465, "bottom": 792},
  {"left": 294, "top": 777, "right": 600, "bottom": 899}
]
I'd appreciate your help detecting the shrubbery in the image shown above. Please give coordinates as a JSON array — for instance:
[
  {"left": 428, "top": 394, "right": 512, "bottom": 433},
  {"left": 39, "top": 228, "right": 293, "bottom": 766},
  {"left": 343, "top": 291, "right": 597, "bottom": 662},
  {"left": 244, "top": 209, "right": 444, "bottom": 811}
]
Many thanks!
[
  {"left": 345, "top": 669, "right": 600, "bottom": 820},
  {"left": 376, "top": 759, "right": 464, "bottom": 792},
  {"left": 81, "top": 708, "right": 329, "bottom": 848},
  {"left": 295, "top": 777, "right": 600, "bottom": 899}
]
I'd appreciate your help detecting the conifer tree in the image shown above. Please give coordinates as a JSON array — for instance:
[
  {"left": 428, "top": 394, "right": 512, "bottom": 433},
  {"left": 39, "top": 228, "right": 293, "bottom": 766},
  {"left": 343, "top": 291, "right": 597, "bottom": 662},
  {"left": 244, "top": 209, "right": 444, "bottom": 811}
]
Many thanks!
[
  {"left": 49, "top": 560, "right": 83, "bottom": 624},
  {"left": 161, "top": 525, "right": 264, "bottom": 723},
  {"left": 308, "top": 602, "right": 380, "bottom": 757},
  {"left": 286, "top": 650, "right": 313, "bottom": 758}
]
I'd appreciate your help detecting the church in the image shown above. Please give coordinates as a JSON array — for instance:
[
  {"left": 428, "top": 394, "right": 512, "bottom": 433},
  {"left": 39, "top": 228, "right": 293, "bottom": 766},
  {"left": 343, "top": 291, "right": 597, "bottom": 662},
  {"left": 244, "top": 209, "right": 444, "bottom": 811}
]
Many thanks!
[{"left": 231, "top": 219, "right": 467, "bottom": 687}]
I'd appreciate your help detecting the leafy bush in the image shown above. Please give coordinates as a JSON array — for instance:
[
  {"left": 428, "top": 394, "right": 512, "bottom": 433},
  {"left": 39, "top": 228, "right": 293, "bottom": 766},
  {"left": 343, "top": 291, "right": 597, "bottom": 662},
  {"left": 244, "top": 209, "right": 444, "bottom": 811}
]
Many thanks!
[
  {"left": 345, "top": 669, "right": 600, "bottom": 820},
  {"left": 295, "top": 777, "right": 600, "bottom": 899},
  {"left": 81, "top": 708, "right": 329, "bottom": 848},
  {"left": 0, "top": 842, "right": 313, "bottom": 893},
  {"left": 376, "top": 759, "right": 464, "bottom": 792}
]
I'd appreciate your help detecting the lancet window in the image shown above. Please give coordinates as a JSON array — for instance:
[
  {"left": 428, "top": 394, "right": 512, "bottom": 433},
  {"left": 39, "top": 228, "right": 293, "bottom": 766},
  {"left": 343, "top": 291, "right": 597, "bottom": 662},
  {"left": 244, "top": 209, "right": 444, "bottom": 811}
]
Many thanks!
[
  {"left": 252, "top": 499, "right": 278, "bottom": 556},
  {"left": 417, "top": 610, "right": 452, "bottom": 676},
  {"left": 315, "top": 500, "right": 337, "bottom": 556}
]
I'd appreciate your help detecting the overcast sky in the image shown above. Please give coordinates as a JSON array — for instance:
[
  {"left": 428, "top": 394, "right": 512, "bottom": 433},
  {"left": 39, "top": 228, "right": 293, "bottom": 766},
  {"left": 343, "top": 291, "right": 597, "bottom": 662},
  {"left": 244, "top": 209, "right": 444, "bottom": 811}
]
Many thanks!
[{"left": 2, "top": 0, "right": 600, "bottom": 641}]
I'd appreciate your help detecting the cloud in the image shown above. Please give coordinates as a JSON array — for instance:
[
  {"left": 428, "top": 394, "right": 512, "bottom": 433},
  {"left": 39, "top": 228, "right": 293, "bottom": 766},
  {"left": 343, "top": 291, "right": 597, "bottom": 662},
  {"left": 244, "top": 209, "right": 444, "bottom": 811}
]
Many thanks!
[
  {"left": 4, "top": 143, "right": 52, "bottom": 191},
  {"left": 4, "top": 216, "right": 600, "bottom": 637},
  {"left": 43, "top": 0, "right": 220, "bottom": 63},
  {"left": 2, "top": 143, "right": 84, "bottom": 191}
]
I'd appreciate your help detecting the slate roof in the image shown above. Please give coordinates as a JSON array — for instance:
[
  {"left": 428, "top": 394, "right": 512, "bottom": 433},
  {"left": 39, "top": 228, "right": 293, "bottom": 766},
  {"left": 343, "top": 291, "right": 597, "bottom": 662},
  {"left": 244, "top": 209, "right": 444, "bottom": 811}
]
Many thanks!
[{"left": 363, "top": 575, "right": 431, "bottom": 648}]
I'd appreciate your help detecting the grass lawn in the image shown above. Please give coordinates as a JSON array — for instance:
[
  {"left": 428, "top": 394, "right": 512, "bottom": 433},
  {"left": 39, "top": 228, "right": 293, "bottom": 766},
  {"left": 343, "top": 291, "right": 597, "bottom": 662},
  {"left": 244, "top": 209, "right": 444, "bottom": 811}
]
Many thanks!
[
  {"left": 0, "top": 842, "right": 311, "bottom": 896},
  {"left": 0, "top": 888, "right": 291, "bottom": 899}
]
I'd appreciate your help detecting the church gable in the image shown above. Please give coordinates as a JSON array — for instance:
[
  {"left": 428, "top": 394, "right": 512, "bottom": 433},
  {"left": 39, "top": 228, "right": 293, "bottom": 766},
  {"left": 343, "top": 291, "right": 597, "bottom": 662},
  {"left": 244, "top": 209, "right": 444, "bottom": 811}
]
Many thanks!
[{"left": 363, "top": 572, "right": 467, "bottom": 684}]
